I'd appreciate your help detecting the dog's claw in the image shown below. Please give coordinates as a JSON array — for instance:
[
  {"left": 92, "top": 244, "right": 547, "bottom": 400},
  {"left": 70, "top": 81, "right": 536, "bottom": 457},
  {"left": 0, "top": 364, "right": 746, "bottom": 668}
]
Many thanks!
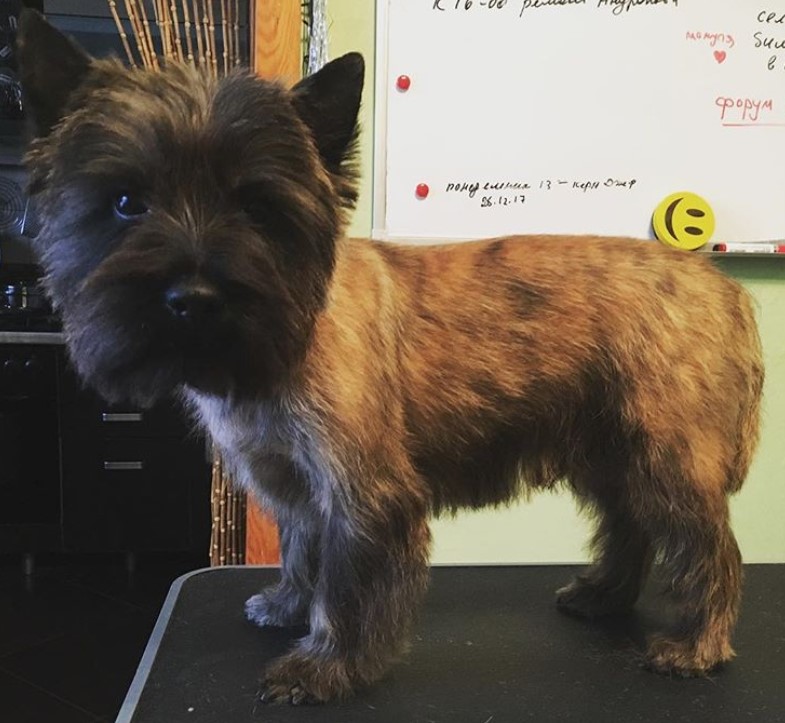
[
  {"left": 258, "top": 683, "right": 287, "bottom": 705},
  {"left": 257, "top": 688, "right": 276, "bottom": 705},
  {"left": 643, "top": 635, "right": 733, "bottom": 678},
  {"left": 259, "top": 651, "right": 354, "bottom": 704},
  {"left": 258, "top": 681, "right": 320, "bottom": 706},
  {"left": 290, "top": 685, "right": 319, "bottom": 706},
  {"left": 555, "top": 578, "right": 636, "bottom": 619}
]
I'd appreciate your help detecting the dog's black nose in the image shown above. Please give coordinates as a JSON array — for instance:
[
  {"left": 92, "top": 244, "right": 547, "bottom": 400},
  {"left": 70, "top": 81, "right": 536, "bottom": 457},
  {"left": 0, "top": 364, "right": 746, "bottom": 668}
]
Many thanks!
[{"left": 165, "top": 281, "right": 223, "bottom": 322}]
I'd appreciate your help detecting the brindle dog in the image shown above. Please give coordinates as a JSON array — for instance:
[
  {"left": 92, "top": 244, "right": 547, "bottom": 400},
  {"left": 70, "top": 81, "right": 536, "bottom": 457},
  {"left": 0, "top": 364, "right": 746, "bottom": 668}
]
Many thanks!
[{"left": 17, "top": 9, "right": 763, "bottom": 704}]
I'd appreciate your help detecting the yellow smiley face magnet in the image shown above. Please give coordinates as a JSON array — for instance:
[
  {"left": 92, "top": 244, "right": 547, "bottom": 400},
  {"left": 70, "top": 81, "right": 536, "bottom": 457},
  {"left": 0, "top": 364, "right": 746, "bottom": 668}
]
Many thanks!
[{"left": 652, "top": 192, "right": 715, "bottom": 250}]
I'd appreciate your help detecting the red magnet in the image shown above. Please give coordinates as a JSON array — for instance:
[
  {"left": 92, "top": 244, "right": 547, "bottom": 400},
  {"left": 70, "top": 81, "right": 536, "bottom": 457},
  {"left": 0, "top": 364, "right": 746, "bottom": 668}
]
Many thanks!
[
  {"left": 396, "top": 75, "right": 411, "bottom": 92},
  {"left": 415, "top": 183, "right": 430, "bottom": 199}
]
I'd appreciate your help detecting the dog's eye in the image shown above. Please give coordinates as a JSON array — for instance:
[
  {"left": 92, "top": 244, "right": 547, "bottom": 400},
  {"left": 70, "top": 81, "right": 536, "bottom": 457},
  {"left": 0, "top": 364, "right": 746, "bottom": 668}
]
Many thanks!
[
  {"left": 235, "top": 185, "right": 268, "bottom": 224},
  {"left": 113, "top": 192, "right": 149, "bottom": 220},
  {"left": 242, "top": 201, "right": 265, "bottom": 222}
]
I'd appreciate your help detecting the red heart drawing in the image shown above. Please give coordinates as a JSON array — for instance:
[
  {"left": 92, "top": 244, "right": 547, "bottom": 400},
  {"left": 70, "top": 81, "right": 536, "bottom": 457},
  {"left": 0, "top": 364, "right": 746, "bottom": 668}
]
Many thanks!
[{"left": 714, "top": 50, "right": 727, "bottom": 64}]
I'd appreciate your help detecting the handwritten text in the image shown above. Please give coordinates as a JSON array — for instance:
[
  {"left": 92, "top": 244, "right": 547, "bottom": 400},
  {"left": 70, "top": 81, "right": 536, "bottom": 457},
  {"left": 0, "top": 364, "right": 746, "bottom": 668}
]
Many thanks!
[
  {"left": 431, "top": 0, "right": 679, "bottom": 16},
  {"left": 686, "top": 31, "right": 735, "bottom": 48},
  {"left": 519, "top": 0, "right": 585, "bottom": 15},
  {"left": 444, "top": 176, "right": 638, "bottom": 209},
  {"left": 716, "top": 96, "right": 773, "bottom": 124},
  {"left": 754, "top": 10, "right": 785, "bottom": 71},
  {"left": 597, "top": 0, "right": 678, "bottom": 16}
]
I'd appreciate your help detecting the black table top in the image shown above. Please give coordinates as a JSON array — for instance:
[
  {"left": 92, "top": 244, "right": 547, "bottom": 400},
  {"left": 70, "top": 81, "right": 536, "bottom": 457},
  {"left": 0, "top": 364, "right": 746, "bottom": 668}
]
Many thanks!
[{"left": 117, "top": 565, "right": 785, "bottom": 723}]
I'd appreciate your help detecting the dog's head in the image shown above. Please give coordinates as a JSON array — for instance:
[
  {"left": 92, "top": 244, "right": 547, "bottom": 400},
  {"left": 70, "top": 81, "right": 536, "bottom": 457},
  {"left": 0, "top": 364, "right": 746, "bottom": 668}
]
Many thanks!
[{"left": 17, "top": 9, "right": 363, "bottom": 406}]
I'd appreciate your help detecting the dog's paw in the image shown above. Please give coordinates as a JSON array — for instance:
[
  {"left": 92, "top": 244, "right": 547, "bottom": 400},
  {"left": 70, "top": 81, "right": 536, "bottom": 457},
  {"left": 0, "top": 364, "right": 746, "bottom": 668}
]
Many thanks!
[
  {"left": 644, "top": 634, "right": 734, "bottom": 677},
  {"left": 555, "top": 576, "right": 636, "bottom": 619},
  {"left": 258, "top": 679, "right": 321, "bottom": 706},
  {"left": 258, "top": 652, "right": 353, "bottom": 705},
  {"left": 245, "top": 585, "right": 309, "bottom": 628}
]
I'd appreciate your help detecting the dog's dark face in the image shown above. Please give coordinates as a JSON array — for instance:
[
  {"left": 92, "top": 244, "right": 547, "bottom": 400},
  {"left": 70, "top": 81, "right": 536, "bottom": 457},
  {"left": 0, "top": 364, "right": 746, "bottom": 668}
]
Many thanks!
[{"left": 16, "top": 10, "right": 363, "bottom": 406}]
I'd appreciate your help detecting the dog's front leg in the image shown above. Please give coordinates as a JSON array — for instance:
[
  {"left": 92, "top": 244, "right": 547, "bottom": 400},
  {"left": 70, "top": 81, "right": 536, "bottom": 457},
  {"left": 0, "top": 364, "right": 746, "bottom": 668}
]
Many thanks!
[
  {"left": 245, "top": 510, "right": 318, "bottom": 628},
  {"left": 259, "top": 475, "right": 431, "bottom": 704}
]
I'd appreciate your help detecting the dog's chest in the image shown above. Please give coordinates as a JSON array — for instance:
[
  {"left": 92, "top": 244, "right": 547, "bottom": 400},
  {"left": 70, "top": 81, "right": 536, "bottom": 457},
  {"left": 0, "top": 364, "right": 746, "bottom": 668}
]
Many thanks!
[{"left": 186, "top": 392, "right": 313, "bottom": 508}]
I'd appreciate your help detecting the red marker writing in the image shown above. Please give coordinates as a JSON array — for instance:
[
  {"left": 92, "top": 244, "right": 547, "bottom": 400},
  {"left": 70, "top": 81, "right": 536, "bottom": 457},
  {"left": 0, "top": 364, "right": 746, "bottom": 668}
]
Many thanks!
[{"left": 712, "top": 242, "right": 785, "bottom": 253}]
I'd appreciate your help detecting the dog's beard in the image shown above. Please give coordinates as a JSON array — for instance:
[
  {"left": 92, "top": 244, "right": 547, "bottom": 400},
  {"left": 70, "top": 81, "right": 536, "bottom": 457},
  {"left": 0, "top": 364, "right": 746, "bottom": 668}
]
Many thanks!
[
  {"left": 58, "top": 260, "right": 311, "bottom": 408},
  {"left": 62, "top": 288, "right": 225, "bottom": 406}
]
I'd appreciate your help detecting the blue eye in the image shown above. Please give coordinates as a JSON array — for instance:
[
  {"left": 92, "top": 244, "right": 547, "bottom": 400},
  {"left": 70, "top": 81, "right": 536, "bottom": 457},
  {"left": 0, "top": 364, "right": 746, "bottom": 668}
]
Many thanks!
[{"left": 113, "top": 192, "right": 149, "bottom": 220}]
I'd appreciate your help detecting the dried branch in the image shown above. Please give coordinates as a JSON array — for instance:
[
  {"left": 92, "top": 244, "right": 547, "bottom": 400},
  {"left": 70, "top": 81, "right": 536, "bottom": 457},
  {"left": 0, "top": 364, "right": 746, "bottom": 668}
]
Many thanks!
[
  {"left": 124, "top": 0, "right": 151, "bottom": 68},
  {"left": 108, "top": 0, "right": 137, "bottom": 66},
  {"left": 181, "top": 0, "right": 196, "bottom": 66},
  {"left": 110, "top": 1, "right": 246, "bottom": 75},
  {"left": 170, "top": 2, "right": 185, "bottom": 63}
]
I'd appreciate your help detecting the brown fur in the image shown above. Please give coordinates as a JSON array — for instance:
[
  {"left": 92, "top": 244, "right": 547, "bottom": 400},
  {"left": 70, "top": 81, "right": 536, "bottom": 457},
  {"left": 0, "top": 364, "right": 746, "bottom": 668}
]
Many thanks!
[
  {"left": 16, "top": 9, "right": 764, "bottom": 704},
  {"left": 251, "top": 232, "right": 763, "bottom": 697}
]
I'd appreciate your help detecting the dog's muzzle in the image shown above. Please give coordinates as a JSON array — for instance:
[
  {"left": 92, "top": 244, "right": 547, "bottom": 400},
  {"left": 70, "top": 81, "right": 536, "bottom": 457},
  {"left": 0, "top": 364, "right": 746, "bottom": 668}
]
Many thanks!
[{"left": 164, "top": 279, "right": 225, "bottom": 326}]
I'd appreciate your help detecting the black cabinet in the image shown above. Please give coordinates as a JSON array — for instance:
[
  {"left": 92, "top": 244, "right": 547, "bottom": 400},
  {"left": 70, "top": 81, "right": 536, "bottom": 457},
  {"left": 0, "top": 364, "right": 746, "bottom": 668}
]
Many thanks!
[
  {"left": 0, "top": 345, "right": 61, "bottom": 526},
  {"left": 0, "top": 347, "right": 211, "bottom": 555},
  {"left": 58, "top": 363, "right": 212, "bottom": 553},
  {"left": 0, "top": 344, "right": 63, "bottom": 551}
]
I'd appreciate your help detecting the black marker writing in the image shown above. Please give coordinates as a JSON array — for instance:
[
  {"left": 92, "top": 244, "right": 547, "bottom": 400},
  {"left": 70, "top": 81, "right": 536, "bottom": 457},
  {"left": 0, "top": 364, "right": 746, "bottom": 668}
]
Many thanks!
[
  {"left": 519, "top": 0, "right": 586, "bottom": 16},
  {"left": 597, "top": 0, "right": 678, "bottom": 16}
]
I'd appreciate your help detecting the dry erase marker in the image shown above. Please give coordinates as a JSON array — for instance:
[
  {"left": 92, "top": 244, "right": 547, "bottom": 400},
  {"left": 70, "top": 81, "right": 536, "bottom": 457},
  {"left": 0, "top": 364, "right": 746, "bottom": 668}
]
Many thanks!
[{"left": 712, "top": 242, "right": 785, "bottom": 253}]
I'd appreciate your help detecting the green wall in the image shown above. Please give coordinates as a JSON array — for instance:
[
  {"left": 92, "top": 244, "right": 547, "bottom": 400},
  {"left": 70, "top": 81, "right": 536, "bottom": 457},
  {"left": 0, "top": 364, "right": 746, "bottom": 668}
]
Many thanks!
[
  {"left": 327, "top": 0, "right": 376, "bottom": 239},
  {"left": 328, "top": 2, "right": 785, "bottom": 563}
]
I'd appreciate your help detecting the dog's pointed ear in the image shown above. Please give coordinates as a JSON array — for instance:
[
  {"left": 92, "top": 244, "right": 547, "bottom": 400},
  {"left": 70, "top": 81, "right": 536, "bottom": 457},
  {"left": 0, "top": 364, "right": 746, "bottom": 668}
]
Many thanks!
[
  {"left": 291, "top": 53, "right": 364, "bottom": 174},
  {"left": 16, "top": 8, "right": 93, "bottom": 136}
]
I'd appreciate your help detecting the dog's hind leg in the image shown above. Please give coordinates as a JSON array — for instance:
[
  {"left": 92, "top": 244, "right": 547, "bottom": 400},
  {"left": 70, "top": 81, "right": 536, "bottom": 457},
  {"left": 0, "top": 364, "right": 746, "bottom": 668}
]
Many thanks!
[
  {"left": 555, "top": 407, "right": 654, "bottom": 619},
  {"left": 634, "top": 429, "right": 743, "bottom": 676},
  {"left": 643, "top": 491, "right": 742, "bottom": 676},
  {"left": 556, "top": 497, "right": 653, "bottom": 619},
  {"left": 245, "top": 511, "right": 318, "bottom": 628}
]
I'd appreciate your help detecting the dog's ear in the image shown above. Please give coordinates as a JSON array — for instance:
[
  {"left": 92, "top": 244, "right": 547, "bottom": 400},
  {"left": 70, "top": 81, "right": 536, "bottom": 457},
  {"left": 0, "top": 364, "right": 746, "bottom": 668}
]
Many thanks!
[
  {"left": 291, "top": 53, "right": 364, "bottom": 179},
  {"left": 16, "top": 8, "right": 93, "bottom": 136}
]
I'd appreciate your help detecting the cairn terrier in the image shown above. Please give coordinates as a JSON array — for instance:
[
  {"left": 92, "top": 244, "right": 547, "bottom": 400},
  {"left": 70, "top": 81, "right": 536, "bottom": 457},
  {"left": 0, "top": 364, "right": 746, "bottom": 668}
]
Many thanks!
[{"left": 18, "top": 9, "right": 764, "bottom": 704}]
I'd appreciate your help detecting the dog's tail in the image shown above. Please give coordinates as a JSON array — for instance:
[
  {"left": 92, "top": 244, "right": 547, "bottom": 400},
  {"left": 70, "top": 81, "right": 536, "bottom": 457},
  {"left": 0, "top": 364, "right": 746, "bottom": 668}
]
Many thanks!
[{"left": 727, "top": 291, "right": 765, "bottom": 494}]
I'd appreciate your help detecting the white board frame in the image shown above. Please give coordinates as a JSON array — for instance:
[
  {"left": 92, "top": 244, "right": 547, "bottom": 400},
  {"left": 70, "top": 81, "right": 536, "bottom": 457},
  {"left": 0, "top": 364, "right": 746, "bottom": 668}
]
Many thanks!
[
  {"left": 372, "top": 0, "right": 785, "bottom": 249},
  {"left": 371, "top": 0, "right": 390, "bottom": 241}
]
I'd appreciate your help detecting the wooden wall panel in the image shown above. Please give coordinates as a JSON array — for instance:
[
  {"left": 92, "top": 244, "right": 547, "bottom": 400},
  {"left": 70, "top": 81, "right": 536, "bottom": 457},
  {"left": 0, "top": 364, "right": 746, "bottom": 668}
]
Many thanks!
[
  {"left": 253, "top": 0, "right": 302, "bottom": 83},
  {"left": 245, "top": 0, "right": 303, "bottom": 564},
  {"left": 246, "top": 499, "right": 282, "bottom": 564}
]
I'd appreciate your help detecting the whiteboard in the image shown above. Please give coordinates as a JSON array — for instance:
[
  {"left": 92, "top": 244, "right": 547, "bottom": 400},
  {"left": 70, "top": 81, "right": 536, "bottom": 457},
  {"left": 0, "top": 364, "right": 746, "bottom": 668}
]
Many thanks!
[{"left": 374, "top": 0, "right": 785, "bottom": 243}]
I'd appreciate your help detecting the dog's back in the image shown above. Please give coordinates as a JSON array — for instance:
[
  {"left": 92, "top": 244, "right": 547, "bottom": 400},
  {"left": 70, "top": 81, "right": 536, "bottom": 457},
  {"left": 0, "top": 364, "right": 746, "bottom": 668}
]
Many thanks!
[{"left": 320, "top": 234, "right": 763, "bottom": 513}]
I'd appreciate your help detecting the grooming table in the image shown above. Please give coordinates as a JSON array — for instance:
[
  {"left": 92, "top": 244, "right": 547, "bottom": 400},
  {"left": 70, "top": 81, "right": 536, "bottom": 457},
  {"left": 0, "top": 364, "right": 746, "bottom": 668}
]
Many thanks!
[{"left": 116, "top": 565, "right": 785, "bottom": 723}]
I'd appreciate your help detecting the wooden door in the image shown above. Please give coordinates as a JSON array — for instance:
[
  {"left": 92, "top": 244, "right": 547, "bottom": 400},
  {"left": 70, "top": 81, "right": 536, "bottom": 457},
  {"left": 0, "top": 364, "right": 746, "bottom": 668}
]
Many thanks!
[{"left": 244, "top": 0, "right": 303, "bottom": 564}]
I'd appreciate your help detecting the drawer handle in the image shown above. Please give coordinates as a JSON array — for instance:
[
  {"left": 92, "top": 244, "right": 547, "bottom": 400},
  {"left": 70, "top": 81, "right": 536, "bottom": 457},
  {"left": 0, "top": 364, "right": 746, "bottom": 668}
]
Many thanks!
[
  {"left": 104, "top": 461, "right": 145, "bottom": 471},
  {"left": 102, "top": 413, "right": 144, "bottom": 423}
]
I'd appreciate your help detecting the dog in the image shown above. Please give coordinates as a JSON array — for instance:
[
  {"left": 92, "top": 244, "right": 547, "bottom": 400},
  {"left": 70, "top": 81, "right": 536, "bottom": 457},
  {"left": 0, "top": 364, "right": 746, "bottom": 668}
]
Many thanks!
[{"left": 17, "top": 9, "right": 764, "bottom": 705}]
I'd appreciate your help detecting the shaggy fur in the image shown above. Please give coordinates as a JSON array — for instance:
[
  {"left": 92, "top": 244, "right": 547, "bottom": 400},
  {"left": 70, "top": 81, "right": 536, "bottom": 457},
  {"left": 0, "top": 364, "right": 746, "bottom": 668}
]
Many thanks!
[{"left": 18, "top": 9, "right": 764, "bottom": 704}]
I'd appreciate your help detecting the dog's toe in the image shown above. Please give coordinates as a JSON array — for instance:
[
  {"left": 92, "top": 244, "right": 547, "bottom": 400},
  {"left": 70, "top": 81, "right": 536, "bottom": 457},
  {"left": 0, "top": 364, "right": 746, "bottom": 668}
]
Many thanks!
[
  {"left": 245, "top": 589, "right": 308, "bottom": 628},
  {"left": 258, "top": 680, "right": 320, "bottom": 706},
  {"left": 289, "top": 684, "right": 321, "bottom": 706},
  {"left": 260, "top": 651, "right": 355, "bottom": 704},
  {"left": 245, "top": 593, "right": 275, "bottom": 626},
  {"left": 644, "top": 635, "right": 733, "bottom": 678},
  {"left": 555, "top": 577, "right": 636, "bottom": 619},
  {"left": 555, "top": 578, "right": 605, "bottom": 619}
]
